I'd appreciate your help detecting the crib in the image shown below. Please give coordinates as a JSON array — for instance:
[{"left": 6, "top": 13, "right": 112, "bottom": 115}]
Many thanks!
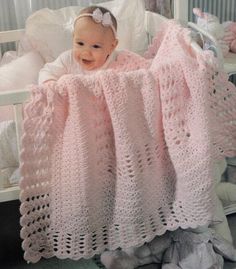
[
  {"left": 0, "top": 1, "right": 235, "bottom": 209},
  {"left": 1, "top": 2, "right": 236, "bottom": 266},
  {"left": 0, "top": 0, "right": 231, "bottom": 202},
  {"left": 0, "top": 2, "right": 174, "bottom": 202},
  {"left": 0, "top": 0, "right": 236, "bottom": 220}
]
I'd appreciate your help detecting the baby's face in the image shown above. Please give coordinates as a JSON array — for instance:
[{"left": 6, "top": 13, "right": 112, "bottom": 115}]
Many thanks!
[{"left": 73, "top": 17, "right": 118, "bottom": 70}]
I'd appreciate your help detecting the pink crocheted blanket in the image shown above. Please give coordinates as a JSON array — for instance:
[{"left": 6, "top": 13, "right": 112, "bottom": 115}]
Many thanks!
[{"left": 20, "top": 21, "right": 236, "bottom": 263}]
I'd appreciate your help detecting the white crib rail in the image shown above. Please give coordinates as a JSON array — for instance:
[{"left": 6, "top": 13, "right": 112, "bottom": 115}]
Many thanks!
[
  {"left": 0, "top": 89, "right": 30, "bottom": 154},
  {"left": 0, "top": 29, "right": 25, "bottom": 43},
  {"left": 0, "top": 29, "right": 28, "bottom": 202},
  {"left": 0, "top": 89, "right": 29, "bottom": 202},
  {"left": 0, "top": 29, "right": 24, "bottom": 56}
]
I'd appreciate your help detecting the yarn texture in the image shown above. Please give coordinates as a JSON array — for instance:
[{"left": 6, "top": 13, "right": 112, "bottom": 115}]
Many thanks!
[{"left": 19, "top": 21, "right": 236, "bottom": 263}]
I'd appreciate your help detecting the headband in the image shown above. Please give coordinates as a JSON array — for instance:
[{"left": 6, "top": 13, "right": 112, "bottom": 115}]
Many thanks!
[{"left": 74, "top": 8, "right": 117, "bottom": 38}]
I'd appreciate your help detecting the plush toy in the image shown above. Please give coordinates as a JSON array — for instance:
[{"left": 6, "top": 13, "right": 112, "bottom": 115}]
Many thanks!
[
  {"left": 226, "top": 157, "right": 236, "bottom": 184},
  {"left": 101, "top": 228, "right": 236, "bottom": 269},
  {"left": 193, "top": 8, "right": 224, "bottom": 38},
  {"left": 193, "top": 8, "right": 236, "bottom": 56},
  {"left": 210, "top": 159, "right": 234, "bottom": 243},
  {"left": 192, "top": 8, "right": 229, "bottom": 56},
  {"left": 230, "top": 23, "right": 236, "bottom": 52},
  {"left": 222, "top": 21, "right": 236, "bottom": 53}
]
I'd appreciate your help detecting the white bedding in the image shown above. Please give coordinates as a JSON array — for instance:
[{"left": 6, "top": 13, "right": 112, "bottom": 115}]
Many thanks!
[
  {"left": 0, "top": 50, "right": 45, "bottom": 121},
  {"left": 0, "top": 121, "right": 20, "bottom": 188},
  {"left": 0, "top": 48, "right": 44, "bottom": 186},
  {"left": 0, "top": 50, "right": 44, "bottom": 91}
]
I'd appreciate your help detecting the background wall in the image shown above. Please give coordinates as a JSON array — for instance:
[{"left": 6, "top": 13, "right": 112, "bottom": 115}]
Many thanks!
[{"left": 188, "top": 0, "right": 236, "bottom": 22}]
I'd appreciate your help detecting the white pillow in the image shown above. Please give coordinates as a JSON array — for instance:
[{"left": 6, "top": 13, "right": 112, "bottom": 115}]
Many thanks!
[
  {"left": 0, "top": 121, "right": 19, "bottom": 188},
  {"left": 0, "top": 50, "right": 44, "bottom": 121},
  {"left": 0, "top": 50, "right": 44, "bottom": 91},
  {"left": 25, "top": 0, "right": 148, "bottom": 62},
  {"left": 98, "top": 0, "right": 148, "bottom": 55},
  {"left": 25, "top": 6, "right": 81, "bottom": 62},
  {"left": 0, "top": 51, "right": 18, "bottom": 66},
  {"left": 0, "top": 121, "right": 18, "bottom": 169}
]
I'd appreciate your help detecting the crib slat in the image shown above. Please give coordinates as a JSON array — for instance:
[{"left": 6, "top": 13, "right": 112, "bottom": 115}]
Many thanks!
[
  {"left": 0, "top": 186, "right": 20, "bottom": 203},
  {"left": 0, "top": 89, "right": 30, "bottom": 106},
  {"left": 0, "top": 29, "right": 25, "bottom": 43},
  {"left": 13, "top": 104, "right": 23, "bottom": 156},
  {"left": 174, "top": 0, "right": 189, "bottom": 22}
]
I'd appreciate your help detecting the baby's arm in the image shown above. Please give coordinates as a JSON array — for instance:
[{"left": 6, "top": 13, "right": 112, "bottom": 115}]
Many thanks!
[{"left": 38, "top": 50, "right": 71, "bottom": 84}]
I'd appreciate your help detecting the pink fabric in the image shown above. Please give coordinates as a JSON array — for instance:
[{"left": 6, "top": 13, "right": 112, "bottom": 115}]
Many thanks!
[
  {"left": 19, "top": 21, "right": 236, "bottom": 263},
  {"left": 223, "top": 22, "right": 236, "bottom": 54},
  {"left": 228, "top": 22, "right": 236, "bottom": 53}
]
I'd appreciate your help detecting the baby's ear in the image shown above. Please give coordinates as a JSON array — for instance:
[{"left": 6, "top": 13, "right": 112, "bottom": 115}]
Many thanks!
[
  {"left": 193, "top": 8, "right": 203, "bottom": 18},
  {"left": 112, "top": 38, "right": 118, "bottom": 49}
]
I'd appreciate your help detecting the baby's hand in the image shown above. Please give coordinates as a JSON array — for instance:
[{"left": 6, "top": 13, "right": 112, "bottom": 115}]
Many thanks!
[{"left": 42, "top": 79, "right": 56, "bottom": 84}]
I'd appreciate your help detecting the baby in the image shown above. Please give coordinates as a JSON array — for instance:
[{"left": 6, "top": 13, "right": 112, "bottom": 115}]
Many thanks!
[{"left": 38, "top": 6, "right": 119, "bottom": 84}]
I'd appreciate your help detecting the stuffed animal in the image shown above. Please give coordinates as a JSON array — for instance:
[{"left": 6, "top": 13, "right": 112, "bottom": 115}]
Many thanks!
[
  {"left": 193, "top": 8, "right": 224, "bottom": 38},
  {"left": 222, "top": 21, "right": 236, "bottom": 53},
  {"left": 192, "top": 8, "right": 229, "bottom": 56},
  {"left": 193, "top": 8, "right": 236, "bottom": 56},
  {"left": 230, "top": 23, "right": 236, "bottom": 52},
  {"left": 210, "top": 159, "right": 234, "bottom": 244},
  {"left": 101, "top": 228, "right": 236, "bottom": 269}
]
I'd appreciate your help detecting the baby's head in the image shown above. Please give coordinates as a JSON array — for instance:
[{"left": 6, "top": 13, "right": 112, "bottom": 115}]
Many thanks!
[{"left": 73, "top": 6, "right": 118, "bottom": 70}]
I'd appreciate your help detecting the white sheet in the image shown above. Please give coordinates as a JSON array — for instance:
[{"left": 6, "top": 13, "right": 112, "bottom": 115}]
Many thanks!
[
  {"left": 0, "top": 121, "right": 20, "bottom": 187},
  {"left": 0, "top": 50, "right": 44, "bottom": 121}
]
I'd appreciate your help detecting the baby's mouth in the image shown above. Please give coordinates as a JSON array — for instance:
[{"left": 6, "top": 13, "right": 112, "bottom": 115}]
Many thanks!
[{"left": 82, "top": 59, "right": 93, "bottom": 65}]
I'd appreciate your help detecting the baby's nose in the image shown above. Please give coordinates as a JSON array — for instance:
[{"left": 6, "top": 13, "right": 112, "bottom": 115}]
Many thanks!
[{"left": 82, "top": 46, "right": 92, "bottom": 56}]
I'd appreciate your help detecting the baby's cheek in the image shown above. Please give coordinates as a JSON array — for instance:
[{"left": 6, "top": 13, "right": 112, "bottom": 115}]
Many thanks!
[{"left": 73, "top": 52, "right": 80, "bottom": 63}]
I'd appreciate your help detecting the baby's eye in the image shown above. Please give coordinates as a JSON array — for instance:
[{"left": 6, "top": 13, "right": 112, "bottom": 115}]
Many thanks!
[
  {"left": 93, "top": 44, "right": 101, "bottom": 49},
  {"left": 77, "top": 42, "right": 84, "bottom": 46}
]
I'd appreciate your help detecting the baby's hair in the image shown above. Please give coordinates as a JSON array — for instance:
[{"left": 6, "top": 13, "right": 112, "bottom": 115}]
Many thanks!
[{"left": 78, "top": 6, "right": 117, "bottom": 31}]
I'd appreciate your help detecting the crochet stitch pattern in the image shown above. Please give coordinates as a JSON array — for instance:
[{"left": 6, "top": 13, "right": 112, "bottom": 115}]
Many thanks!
[{"left": 19, "top": 21, "right": 236, "bottom": 263}]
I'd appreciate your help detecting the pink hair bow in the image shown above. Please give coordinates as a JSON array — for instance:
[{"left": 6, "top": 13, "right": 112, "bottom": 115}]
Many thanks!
[
  {"left": 74, "top": 8, "right": 117, "bottom": 38},
  {"left": 92, "top": 8, "right": 113, "bottom": 27}
]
